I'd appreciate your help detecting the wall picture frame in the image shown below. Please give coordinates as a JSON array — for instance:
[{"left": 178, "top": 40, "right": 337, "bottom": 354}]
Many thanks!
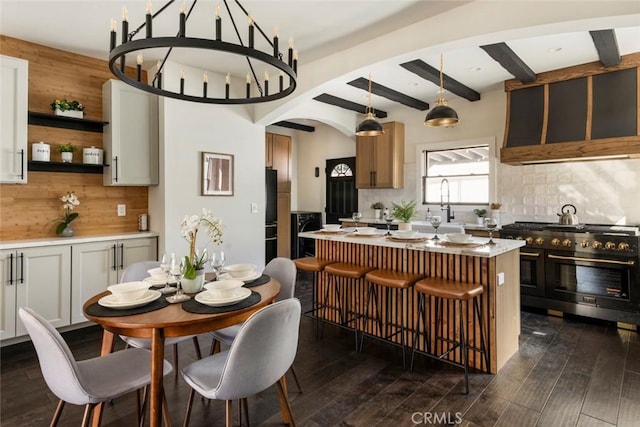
[{"left": 201, "top": 152, "right": 234, "bottom": 196}]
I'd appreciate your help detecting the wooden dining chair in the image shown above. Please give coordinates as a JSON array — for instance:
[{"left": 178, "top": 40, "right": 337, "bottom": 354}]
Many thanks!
[
  {"left": 118, "top": 261, "right": 203, "bottom": 375},
  {"left": 18, "top": 307, "right": 173, "bottom": 427},
  {"left": 182, "top": 299, "right": 301, "bottom": 427}
]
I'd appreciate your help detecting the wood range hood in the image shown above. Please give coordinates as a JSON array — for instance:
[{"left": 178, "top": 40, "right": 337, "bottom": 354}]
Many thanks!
[{"left": 501, "top": 52, "right": 640, "bottom": 165}]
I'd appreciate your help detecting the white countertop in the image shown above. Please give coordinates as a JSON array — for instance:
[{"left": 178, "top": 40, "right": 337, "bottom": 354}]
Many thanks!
[
  {"left": 299, "top": 229, "right": 524, "bottom": 258},
  {"left": 0, "top": 232, "right": 158, "bottom": 249}
]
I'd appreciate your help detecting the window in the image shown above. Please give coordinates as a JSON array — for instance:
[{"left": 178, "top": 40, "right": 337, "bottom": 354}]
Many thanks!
[
  {"left": 422, "top": 145, "right": 490, "bottom": 205},
  {"left": 330, "top": 163, "right": 353, "bottom": 177}
]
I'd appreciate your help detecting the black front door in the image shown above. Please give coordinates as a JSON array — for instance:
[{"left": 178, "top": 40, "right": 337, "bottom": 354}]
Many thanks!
[{"left": 325, "top": 157, "right": 357, "bottom": 224}]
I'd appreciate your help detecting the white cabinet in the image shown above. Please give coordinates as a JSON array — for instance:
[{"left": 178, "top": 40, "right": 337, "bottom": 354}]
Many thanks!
[
  {"left": 0, "top": 55, "right": 28, "bottom": 184},
  {"left": 0, "top": 246, "right": 71, "bottom": 340},
  {"left": 70, "top": 237, "right": 157, "bottom": 323},
  {"left": 102, "top": 79, "right": 158, "bottom": 186}
]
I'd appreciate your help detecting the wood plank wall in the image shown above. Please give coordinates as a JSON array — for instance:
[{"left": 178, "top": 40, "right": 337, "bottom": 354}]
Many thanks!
[
  {"left": 0, "top": 36, "right": 148, "bottom": 240},
  {"left": 315, "top": 240, "right": 497, "bottom": 373}
]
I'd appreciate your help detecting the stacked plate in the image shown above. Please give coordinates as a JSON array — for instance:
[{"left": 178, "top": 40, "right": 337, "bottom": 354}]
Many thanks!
[
  {"left": 98, "top": 289, "right": 161, "bottom": 309},
  {"left": 217, "top": 269, "right": 261, "bottom": 282},
  {"left": 195, "top": 287, "right": 252, "bottom": 307}
]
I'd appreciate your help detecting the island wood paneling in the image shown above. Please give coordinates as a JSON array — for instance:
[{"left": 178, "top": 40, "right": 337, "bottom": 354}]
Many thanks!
[
  {"left": 312, "top": 240, "right": 519, "bottom": 374},
  {"left": 0, "top": 36, "right": 148, "bottom": 240}
]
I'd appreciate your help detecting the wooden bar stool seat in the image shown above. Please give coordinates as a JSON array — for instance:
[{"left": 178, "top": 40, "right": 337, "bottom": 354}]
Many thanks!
[
  {"left": 411, "top": 277, "right": 489, "bottom": 394},
  {"left": 360, "top": 270, "right": 424, "bottom": 368},
  {"left": 321, "top": 262, "right": 374, "bottom": 350}
]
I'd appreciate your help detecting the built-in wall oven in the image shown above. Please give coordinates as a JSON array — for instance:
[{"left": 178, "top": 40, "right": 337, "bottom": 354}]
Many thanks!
[{"left": 519, "top": 247, "right": 545, "bottom": 297}]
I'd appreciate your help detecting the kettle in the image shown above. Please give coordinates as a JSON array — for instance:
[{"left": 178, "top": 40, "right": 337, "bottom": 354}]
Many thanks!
[{"left": 557, "top": 204, "right": 579, "bottom": 225}]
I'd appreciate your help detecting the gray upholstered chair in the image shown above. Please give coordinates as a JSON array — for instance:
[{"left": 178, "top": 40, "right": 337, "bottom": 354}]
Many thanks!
[
  {"left": 118, "top": 261, "right": 202, "bottom": 374},
  {"left": 209, "top": 257, "right": 302, "bottom": 392},
  {"left": 18, "top": 307, "right": 173, "bottom": 427},
  {"left": 182, "top": 298, "right": 301, "bottom": 427}
]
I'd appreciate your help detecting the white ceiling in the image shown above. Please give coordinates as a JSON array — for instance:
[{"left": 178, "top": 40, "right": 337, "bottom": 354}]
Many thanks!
[{"left": 1, "top": 1, "right": 639, "bottom": 123}]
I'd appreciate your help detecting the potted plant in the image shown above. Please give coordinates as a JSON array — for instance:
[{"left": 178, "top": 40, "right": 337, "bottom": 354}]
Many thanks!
[
  {"left": 180, "top": 209, "right": 224, "bottom": 293},
  {"left": 473, "top": 208, "right": 487, "bottom": 225},
  {"left": 390, "top": 200, "right": 417, "bottom": 230},
  {"left": 50, "top": 98, "right": 85, "bottom": 119},
  {"left": 371, "top": 202, "right": 384, "bottom": 220},
  {"left": 56, "top": 143, "right": 77, "bottom": 163},
  {"left": 51, "top": 191, "right": 80, "bottom": 237}
]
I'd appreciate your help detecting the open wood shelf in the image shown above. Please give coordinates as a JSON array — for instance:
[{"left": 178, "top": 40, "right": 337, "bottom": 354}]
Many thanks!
[
  {"left": 28, "top": 111, "right": 108, "bottom": 133},
  {"left": 28, "top": 161, "right": 105, "bottom": 174}
]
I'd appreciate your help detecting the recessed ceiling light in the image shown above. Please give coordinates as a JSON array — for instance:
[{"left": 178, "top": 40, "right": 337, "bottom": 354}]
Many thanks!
[
  {"left": 408, "top": 82, "right": 419, "bottom": 86},
  {"left": 548, "top": 47, "right": 562, "bottom": 53}
]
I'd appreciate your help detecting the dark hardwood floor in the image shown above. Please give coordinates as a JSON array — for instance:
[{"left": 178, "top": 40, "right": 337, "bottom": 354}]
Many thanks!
[{"left": 2, "top": 273, "right": 640, "bottom": 426}]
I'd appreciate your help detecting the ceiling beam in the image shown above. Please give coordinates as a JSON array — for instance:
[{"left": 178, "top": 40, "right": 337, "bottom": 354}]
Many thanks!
[
  {"left": 589, "top": 29, "right": 621, "bottom": 67},
  {"left": 272, "top": 121, "right": 315, "bottom": 133},
  {"left": 400, "top": 59, "right": 481, "bottom": 102},
  {"left": 348, "top": 77, "right": 430, "bottom": 111},
  {"left": 313, "top": 93, "right": 388, "bottom": 118},
  {"left": 480, "top": 42, "right": 536, "bottom": 83}
]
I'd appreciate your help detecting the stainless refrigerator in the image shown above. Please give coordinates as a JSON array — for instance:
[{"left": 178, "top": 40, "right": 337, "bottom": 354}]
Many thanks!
[{"left": 265, "top": 169, "right": 278, "bottom": 263}]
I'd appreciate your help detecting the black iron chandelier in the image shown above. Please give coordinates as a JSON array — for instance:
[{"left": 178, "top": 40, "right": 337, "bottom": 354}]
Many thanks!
[{"left": 109, "top": 0, "right": 298, "bottom": 104}]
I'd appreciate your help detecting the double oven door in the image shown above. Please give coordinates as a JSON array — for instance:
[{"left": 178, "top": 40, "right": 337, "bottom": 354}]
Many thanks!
[{"left": 545, "top": 250, "right": 640, "bottom": 313}]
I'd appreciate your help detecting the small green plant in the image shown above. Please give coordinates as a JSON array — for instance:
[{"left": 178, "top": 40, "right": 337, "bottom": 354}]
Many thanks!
[
  {"left": 370, "top": 202, "right": 384, "bottom": 210},
  {"left": 473, "top": 208, "right": 487, "bottom": 217},
  {"left": 390, "top": 200, "right": 417, "bottom": 223},
  {"left": 56, "top": 143, "right": 77, "bottom": 153},
  {"left": 50, "top": 99, "right": 84, "bottom": 112}
]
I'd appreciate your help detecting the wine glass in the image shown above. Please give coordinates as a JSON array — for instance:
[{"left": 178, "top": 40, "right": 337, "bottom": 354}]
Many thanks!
[
  {"left": 485, "top": 217, "right": 498, "bottom": 245},
  {"left": 159, "top": 253, "right": 176, "bottom": 294},
  {"left": 167, "top": 257, "right": 190, "bottom": 303},
  {"left": 385, "top": 216, "right": 394, "bottom": 236},
  {"left": 352, "top": 212, "right": 362, "bottom": 232},
  {"left": 210, "top": 249, "right": 226, "bottom": 281},
  {"left": 429, "top": 215, "right": 442, "bottom": 241}
]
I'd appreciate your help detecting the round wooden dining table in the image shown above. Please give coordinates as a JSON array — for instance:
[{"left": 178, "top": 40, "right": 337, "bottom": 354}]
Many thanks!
[{"left": 83, "top": 278, "right": 281, "bottom": 427}]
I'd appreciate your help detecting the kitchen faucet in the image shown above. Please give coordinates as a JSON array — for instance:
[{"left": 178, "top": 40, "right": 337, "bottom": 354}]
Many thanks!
[{"left": 440, "top": 178, "right": 455, "bottom": 223}]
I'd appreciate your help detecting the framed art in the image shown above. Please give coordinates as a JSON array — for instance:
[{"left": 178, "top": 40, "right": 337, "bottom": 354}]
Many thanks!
[{"left": 201, "top": 152, "right": 234, "bottom": 196}]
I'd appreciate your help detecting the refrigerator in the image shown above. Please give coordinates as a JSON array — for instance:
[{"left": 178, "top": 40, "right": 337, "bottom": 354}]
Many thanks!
[{"left": 265, "top": 169, "right": 278, "bottom": 263}]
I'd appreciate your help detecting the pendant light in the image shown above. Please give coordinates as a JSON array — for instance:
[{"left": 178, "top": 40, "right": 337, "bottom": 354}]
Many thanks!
[
  {"left": 356, "top": 74, "right": 384, "bottom": 136},
  {"left": 425, "top": 54, "right": 459, "bottom": 127}
]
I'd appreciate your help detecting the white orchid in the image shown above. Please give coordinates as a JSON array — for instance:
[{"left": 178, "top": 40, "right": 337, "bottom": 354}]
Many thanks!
[{"left": 180, "top": 208, "right": 223, "bottom": 278}]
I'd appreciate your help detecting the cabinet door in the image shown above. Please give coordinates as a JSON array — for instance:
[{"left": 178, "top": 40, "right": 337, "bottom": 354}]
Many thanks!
[
  {"left": 103, "top": 80, "right": 159, "bottom": 186},
  {"left": 0, "top": 250, "right": 18, "bottom": 339},
  {"left": 372, "top": 123, "right": 397, "bottom": 188},
  {"left": 271, "top": 133, "right": 291, "bottom": 192},
  {"left": 120, "top": 237, "right": 158, "bottom": 281},
  {"left": 355, "top": 136, "right": 375, "bottom": 188},
  {"left": 277, "top": 192, "right": 291, "bottom": 258},
  {"left": 16, "top": 246, "right": 71, "bottom": 337},
  {"left": 0, "top": 55, "right": 28, "bottom": 184}
]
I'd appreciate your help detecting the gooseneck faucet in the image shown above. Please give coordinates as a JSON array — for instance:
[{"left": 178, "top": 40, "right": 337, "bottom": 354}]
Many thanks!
[{"left": 440, "top": 178, "right": 455, "bottom": 223}]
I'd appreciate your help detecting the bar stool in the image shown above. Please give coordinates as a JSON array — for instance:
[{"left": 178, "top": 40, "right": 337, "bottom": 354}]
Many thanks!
[
  {"left": 322, "top": 262, "right": 374, "bottom": 350},
  {"left": 294, "top": 257, "right": 334, "bottom": 336},
  {"left": 410, "top": 278, "right": 490, "bottom": 394},
  {"left": 360, "top": 269, "right": 424, "bottom": 368}
]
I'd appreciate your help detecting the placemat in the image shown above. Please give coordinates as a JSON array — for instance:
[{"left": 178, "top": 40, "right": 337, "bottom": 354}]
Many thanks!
[
  {"left": 438, "top": 241, "right": 485, "bottom": 248},
  {"left": 386, "top": 236, "right": 429, "bottom": 243},
  {"left": 314, "top": 230, "right": 347, "bottom": 235},
  {"left": 347, "top": 233, "right": 384, "bottom": 238},
  {"left": 243, "top": 274, "right": 270, "bottom": 288},
  {"left": 181, "top": 291, "right": 261, "bottom": 314},
  {"left": 85, "top": 298, "right": 171, "bottom": 317}
]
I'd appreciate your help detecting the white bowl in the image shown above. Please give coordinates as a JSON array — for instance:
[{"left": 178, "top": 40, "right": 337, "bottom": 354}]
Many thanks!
[
  {"left": 323, "top": 224, "right": 341, "bottom": 231},
  {"left": 147, "top": 267, "right": 166, "bottom": 280},
  {"left": 224, "top": 263, "right": 256, "bottom": 278},
  {"left": 446, "top": 233, "right": 472, "bottom": 243},
  {"left": 203, "top": 279, "right": 245, "bottom": 299},
  {"left": 356, "top": 227, "right": 376, "bottom": 235},
  {"left": 395, "top": 230, "right": 416, "bottom": 238},
  {"left": 107, "top": 281, "right": 151, "bottom": 302}
]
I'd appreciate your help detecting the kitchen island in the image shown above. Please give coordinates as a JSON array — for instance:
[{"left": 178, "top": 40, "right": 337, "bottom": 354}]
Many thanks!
[{"left": 298, "top": 230, "right": 525, "bottom": 373}]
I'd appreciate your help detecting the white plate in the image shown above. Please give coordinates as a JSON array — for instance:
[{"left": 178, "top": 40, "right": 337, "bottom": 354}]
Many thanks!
[
  {"left": 217, "top": 271, "right": 262, "bottom": 282},
  {"left": 195, "top": 287, "right": 252, "bottom": 307},
  {"left": 441, "top": 236, "right": 478, "bottom": 244},
  {"left": 350, "top": 231, "right": 382, "bottom": 236},
  {"left": 143, "top": 277, "right": 177, "bottom": 285},
  {"left": 98, "top": 290, "right": 161, "bottom": 309},
  {"left": 390, "top": 233, "right": 424, "bottom": 240}
]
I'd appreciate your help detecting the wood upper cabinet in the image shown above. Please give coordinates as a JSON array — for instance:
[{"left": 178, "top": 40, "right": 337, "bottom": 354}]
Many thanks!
[
  {"left": 356, "top": 121, "right": 404, "bottom": 189},
  {"left": 266, "top": 132, "right": 291, "bottom": 192}
]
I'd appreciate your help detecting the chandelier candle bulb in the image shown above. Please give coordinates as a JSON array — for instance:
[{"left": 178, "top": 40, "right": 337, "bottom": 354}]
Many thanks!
[
  {"left": 110, "top": 19, "right": 116, "bottom": 51},
  {"left": 246, "top": 73, "right": 251, "bottom": 98},
  {"left": 179, "top": 0, "right": 186, "bottom": 37},
  {"left": 293, "top": 50, "right": 298, "bottom": 74},
  {"left": 145, "top": 1, "right": 152, "bottom": 38},
  {"left": 121, "top": 7, "right": 128, "bottom": 43},
  {"left": 136, "top": 54, "right": 143, "bottom": 81},
  {"left": 180, "top": 69, "right": 185, "bottom": 95},
  {"left": 273, "top": 27, "right": 279, "bottom": 57},
  {"left": 279, "top": 71, "right": 284, "bottom": 92},
  {"left": 248, "top": 15, "right": 254, "bottom": 48},
  {"left": 203, "top": 72, "right": 208, "bottom": 97},
  {"left": 225, "top": 73, "right": 230, "bottom": 98},
  {"left": 288, "top": 37, "right": 294, "bottom": 66},
  {"left": 215, "top": 4, "right": 221, "bottom": 40}
]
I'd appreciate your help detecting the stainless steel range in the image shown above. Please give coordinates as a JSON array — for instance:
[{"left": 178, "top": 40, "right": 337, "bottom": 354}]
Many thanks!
[{"left": 501, "top": 222, "right": 640, "bottom": 325}]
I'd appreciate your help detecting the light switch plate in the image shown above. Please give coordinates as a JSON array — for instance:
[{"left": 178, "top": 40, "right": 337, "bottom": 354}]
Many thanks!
[
  {"left": 117, "top": 204, "right": 126, "bottom": 216},
  {"left": 497, "top": 272, "right": 505, "bottom": 286},
  {"left": 250, "top": 202, "right": 258, "bottom": 214}
]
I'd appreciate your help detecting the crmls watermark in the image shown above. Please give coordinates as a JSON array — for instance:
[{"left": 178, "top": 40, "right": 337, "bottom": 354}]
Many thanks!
[{"left": 411, "top": 412, "right": 464, "bottom": 425}]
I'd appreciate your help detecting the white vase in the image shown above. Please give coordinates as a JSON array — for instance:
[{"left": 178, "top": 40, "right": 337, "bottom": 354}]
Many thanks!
[
  {"left": 181, "top": 270, "right": 205, "bottom": 293},
  {"left": 397, "top": 222, "right": 411, "bottom": 231},
  {"left": 476, "top": 217, "right": 485, "bottom": 226},
  {"left": 491, "top": 210, "right": 501, "bottom": 227},
  {"left": 374, "top": 209, "right": 382, "bottom": 220},
  {"left": 61, "top": 152, "right": 73, "bottom": 163}
]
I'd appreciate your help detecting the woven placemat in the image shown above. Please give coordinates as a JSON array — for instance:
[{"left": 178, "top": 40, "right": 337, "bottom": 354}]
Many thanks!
[
  {"left": 85, "top": 298, "right": 171, "bottom": 317},
  {"left": 181, "top": 291, "right": 261, "bottom": 314},
  {"left": 386, "top": 236, "right": 429, "bottom": 243},
  {"left": 243, "top": 274, "right": 270, "bottom": 288},
  {"left": 438, "top": 241, "right": 485, "bottom": 248}
]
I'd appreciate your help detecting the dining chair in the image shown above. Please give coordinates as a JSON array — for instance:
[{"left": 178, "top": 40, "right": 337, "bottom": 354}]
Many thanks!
[
  {"left": 209, "top": 257, "right": 303, "bottom": 392},
  {"left": 18, "top": 307, "right": 173, "bottom": 427},
  {"left": 118, "top": 260, "right": 203, "bottom": 375},
  {"left": 182, "top": 298, "right": 301, "bottom": 427}
]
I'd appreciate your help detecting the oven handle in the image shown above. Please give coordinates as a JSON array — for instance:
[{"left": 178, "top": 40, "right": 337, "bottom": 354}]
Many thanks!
[
  {"left": 520, "top": 252, "right": 541, "bottom": 257},
  {"left": 547, "top": 254, "right": 636, "bottom": 266}
]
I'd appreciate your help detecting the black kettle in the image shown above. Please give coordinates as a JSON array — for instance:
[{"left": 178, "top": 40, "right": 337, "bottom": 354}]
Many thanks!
[{"left": 557, "top": 204, "right": 579, "bottom": 225}]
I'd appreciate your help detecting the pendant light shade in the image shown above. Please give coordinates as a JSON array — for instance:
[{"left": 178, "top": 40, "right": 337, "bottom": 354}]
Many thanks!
[
  {"left": 356, "top": 74, "right": 384, "bottom": 136},
  {"left": 425, "top": 54, "right": 459, "bottom": 127}
]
